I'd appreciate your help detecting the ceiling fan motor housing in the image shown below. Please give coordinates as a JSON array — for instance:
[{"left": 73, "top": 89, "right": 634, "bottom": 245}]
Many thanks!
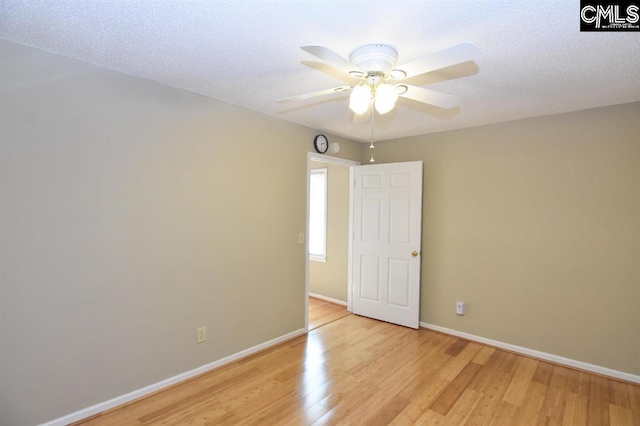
[{"left": 349, "top": 44, "right": 398, "bottom": 76}]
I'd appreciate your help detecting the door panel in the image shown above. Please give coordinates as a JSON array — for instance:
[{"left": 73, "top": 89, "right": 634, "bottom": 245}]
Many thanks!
[
  {"left": 390, "top": 171, "right": 412, "bottom": 188},
  {"left": 388, "top": 258, "right": 411, "bottom": 307},
  {"left": 362, "top": 171, "right": 383, "bottom": 188},
  {"left": 360, "top": 255, "right": 380, "bottom": 301},
  {"left": 361, "top": 197, "right": 381, "bottom": 241},
  {"left": 352, "top": 161, "right": 422, "bottom": 329},
  {"left": 389, "top": 197, "right": 411, "bottom": 243}
]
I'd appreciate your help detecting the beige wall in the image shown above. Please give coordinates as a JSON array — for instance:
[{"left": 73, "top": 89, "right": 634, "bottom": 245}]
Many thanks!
[
  {"left": 309, "top": 161, "right": 350, "bottom": 302},
  {"left": 363, "top": 102, "right": 640, "bottom": 375},
  {"left": 0, "top": 40, "right": 362, "bottom": 425}
]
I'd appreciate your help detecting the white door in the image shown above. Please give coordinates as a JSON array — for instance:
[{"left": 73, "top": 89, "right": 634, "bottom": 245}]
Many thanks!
[{"left": 352, "top": 161, "right": 423, "bottom": 329}]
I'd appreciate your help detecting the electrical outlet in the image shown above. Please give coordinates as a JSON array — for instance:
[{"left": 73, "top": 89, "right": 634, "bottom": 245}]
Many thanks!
[
  {"left": 456, "top": 301, "right": 466, "bottom": 316},
  {"left": 196, "top": 326, "right": 207, "bottom": 343}
]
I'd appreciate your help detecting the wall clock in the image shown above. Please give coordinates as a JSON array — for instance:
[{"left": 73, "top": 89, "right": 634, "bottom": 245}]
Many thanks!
[{"left": 313, "top": 134, "right": 328, "bottom": 154}]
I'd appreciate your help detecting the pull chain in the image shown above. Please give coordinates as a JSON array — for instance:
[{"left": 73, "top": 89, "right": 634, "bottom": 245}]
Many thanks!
[{"left": 369, "top": 106, "right": 375, "bottom": 163}]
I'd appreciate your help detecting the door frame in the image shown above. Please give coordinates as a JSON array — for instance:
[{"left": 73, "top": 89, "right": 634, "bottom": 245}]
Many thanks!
[{"left": 305, "top": 151, "right": 360, "bottom": 332}]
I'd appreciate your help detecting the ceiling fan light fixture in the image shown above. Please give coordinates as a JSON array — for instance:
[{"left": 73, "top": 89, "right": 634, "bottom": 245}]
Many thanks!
[
  {"left": 374, "top": 100, "right": 394, "bottom": 114},
  {"left": 374, "top": 83, "right": 398, "bottom": 114},
  {"left": 349, "top": 85, "right": 371, "bottom": 115}
]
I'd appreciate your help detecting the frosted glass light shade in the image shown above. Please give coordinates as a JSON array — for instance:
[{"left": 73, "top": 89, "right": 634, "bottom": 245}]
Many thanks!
[
  {"left": 374, "top": 84, "right": 398, "bottom": 114},
  {"left": 349, "top": 85, "right": 371, "bottom": 115}
]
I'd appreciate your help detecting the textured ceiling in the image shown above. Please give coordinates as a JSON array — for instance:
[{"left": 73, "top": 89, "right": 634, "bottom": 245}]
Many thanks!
[{"left": 1, "top": 1, "right": 639, "bottom": 142}]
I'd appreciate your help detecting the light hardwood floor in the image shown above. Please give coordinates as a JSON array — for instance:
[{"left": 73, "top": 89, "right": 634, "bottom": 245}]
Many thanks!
[
  {"left": 75, "top": 313, "right": 640, "bottom": 425},
  {"left": 308, "top": 296, "right": 350, "bottom": 331}
]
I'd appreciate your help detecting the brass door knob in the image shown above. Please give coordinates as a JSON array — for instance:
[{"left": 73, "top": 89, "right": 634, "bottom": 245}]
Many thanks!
[{"left": 412, "top": 251, "right": 419, "bottom": 257}]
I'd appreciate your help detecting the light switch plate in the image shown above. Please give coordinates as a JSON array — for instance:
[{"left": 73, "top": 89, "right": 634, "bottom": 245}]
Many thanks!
[{"left": 196, "top": 327, "right": 207, "bottom": 343}]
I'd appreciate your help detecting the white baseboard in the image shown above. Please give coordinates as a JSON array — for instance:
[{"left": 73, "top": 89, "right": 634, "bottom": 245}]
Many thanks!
[
  {"left": 420, "top": 322, "right": 640, "bottom": 384},
  {"left": 309, "top": 292, "right": 347, "bottom": 306},
  {"left": 40, "top": 327, "right": 307, "bottom": 426}
]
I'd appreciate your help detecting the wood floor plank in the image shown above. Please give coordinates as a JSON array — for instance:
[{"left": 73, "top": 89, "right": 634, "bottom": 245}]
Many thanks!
[
  {"left": 539, "top": 381, "right": 569, "bottom": 423},
  {"left": 441, "top": 388, "right": 482, "bottom": 426},
  {"left": 491, "top": 401, "right": 519, "bottom": 424},
  {"left": 471, "top": 345, "right": 495, "bottom": 366},
  {"left": 430, "top": 362, "right": 482, "bottom": 415},
  {"left": 502, "top": 356, "right": 539, "bottom": 406},
  {"left": 512, "top": 381, "right": 548, "bottom": 425},
  {"left": 562, "top": 392, "right": 588, "bottom": 426},
  {"left": 610, "top": 379, "right": 631, "bottom": 409},
  {"left": 415, "top": 408, "right": 445, "bottom": 425},
  {"left": 588, "top": 374, "right": 611, "bottom": 425},
  {"left": 567, "top": 369, "right": 591, "bottom": 398},
  {"left": 363, "top": 395, "right": 411, "bottom": 425},
  {"left": 437, "top": 340, "right": 483, "bottom": 382},
  {"left": 234, "top": 390, "right": 304, "bottom": 426},
  {"left": 393, "top": 376, "right": 452, "bottom": 424},
  {"left": 629, "top": 383, "right": 640, "bottom": 426},
  {"left": 312, "top": 383, "right": 379, "bottom": 425},
  {"left": 444, "top": 339, "right": 469, "bottom": 357},
  {"left": 459, "top": 353, "right": 518, "bottom": 426},
  {"left": 550, "top": 365, "right": 573, "bottom": 391},
  {"left": 72, "top": 307, "right": 640, "bottom": 426},
  {"left": 467, "top": 349, "right": 509, "bottom": 392},
  {"left": 281, "top": 403, "right": 329, "bottom": 426},
  {"left": 295, "top": 379, "right": 354, "bottom": 415},
  {"left": 609, "top": 404, "right": 634, "bottom": 426},
  {"left": 533, "top": 360, "right": 554, "bottom": 385}
]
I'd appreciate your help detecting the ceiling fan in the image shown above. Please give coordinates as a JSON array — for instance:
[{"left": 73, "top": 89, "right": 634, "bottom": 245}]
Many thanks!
[{"left": 278, "top": 42, "right": 479, "bottom": 115}]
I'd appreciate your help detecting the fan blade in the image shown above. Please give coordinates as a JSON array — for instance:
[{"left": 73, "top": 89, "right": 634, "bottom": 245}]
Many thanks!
[
  {"left": 301, "top": 46, "right": 363, "bottom": 76},
  {"left": 398, "top": 85, "right": 460, "bottom": 109},
  {"left": 394, "top": 42, "right": 480, "bottom": 79},
  {"left": 277, "top": 85, "right": 351, "bottom": 103}
]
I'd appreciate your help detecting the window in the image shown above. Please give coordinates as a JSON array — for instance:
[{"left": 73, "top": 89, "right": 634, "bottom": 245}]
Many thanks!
[{"left": 309, "top": 168, "right": 327, "bottom": 262}]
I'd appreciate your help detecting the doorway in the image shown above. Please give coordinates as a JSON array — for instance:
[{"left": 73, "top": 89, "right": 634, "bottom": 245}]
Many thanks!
[{"left": 305, "top": 152, "right": 359, "bottom": 331}]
